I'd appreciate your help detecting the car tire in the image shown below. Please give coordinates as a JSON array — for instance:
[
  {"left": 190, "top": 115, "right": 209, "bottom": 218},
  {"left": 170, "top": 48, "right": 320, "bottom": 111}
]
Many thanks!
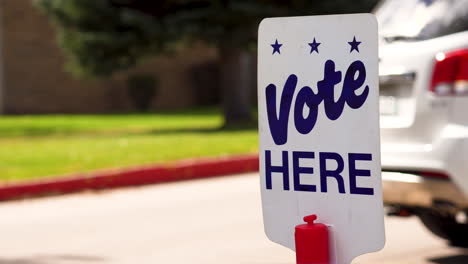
[{"left": 418, "top": 209, "right": 468, "bottom": 248}]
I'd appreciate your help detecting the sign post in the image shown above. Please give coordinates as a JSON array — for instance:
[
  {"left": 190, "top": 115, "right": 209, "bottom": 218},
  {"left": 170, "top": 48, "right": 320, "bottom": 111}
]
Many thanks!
[{"left": 257, "top": 14, "right": 385, "bottom": 264}]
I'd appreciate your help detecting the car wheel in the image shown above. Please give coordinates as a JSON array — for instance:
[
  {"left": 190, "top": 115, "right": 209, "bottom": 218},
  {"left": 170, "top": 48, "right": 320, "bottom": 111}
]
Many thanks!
[{"left": 418, "top": 209, "right": 468, "bottom": 248}]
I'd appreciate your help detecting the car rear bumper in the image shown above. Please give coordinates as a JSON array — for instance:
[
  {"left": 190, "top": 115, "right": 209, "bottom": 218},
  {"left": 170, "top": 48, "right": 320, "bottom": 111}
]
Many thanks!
[{"left": 382, "top": 171, "right": 468, "bottom": 209}]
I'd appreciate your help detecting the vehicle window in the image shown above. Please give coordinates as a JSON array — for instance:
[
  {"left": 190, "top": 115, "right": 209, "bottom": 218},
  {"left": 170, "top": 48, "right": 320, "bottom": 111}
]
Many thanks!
[{"left": 375, "top": 0, "right": 468, "bottom": 41}]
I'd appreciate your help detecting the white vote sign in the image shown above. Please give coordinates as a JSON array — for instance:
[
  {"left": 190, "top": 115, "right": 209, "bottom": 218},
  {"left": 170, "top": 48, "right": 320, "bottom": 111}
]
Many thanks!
[{"left": 258, "top": 14, "right": 384, "bottom": 264}]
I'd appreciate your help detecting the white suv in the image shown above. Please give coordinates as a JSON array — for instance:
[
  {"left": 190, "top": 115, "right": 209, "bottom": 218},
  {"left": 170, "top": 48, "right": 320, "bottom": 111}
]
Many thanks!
[{"left": 376, "top": 0, "right": 468, "bottom": 246}]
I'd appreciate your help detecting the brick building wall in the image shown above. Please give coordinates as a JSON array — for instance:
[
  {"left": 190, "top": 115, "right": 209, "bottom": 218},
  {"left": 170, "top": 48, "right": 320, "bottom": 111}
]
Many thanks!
[{"left": 0, "top": 0, "right": 218, "bottom": 114}]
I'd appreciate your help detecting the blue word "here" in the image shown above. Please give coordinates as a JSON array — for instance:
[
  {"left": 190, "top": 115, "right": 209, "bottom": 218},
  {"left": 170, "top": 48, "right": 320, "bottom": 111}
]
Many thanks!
[
  {"left": 266, "top": 60, "right": 369, "bottom": 145},
  {"left": 265, "top": 150, "right": 374, "bottom": 195}
]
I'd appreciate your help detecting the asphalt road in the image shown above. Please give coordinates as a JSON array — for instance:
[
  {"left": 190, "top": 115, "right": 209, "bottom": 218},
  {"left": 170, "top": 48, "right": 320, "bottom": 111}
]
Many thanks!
[{"left": 1, "top": 173, "right": 467, "bottom": 264}]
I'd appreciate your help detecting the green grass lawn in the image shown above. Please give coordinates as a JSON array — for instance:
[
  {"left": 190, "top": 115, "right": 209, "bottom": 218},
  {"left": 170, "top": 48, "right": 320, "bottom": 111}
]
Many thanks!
[{"left": 0, "top": 108, "right": 258, "bottom": 182}]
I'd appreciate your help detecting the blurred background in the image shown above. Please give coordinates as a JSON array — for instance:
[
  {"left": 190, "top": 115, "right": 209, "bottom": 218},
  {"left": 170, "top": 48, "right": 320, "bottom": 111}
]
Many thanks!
[
  {"left": 0, "top": 0, "right": 377, "bottom": 181},
  {"left": 2, "top": 0, "right": 468, "bottom": 264}
]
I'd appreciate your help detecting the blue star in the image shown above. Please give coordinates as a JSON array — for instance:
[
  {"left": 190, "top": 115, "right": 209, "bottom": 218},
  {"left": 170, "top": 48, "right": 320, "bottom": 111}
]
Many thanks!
[
  {"left": 308, "top": 38, "right": 321, "bottom": 54},
  {"left": 271, "top": 39, "right": 282, "bottom": 55},
  {"left": 348, "top": 36, "right": 361, "bottom": 53}
]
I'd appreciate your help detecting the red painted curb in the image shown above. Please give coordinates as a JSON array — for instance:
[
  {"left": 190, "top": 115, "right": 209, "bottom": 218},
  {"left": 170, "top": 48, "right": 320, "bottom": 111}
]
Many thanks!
[{"left": 0, "top": 154, "right": 259, "bottom": 201}]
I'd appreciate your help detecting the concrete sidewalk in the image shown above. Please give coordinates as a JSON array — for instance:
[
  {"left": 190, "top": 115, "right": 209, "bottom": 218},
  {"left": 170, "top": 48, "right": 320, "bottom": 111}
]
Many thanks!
[{"left": 0, "top": 173, "right": 459, "bottom": 264}]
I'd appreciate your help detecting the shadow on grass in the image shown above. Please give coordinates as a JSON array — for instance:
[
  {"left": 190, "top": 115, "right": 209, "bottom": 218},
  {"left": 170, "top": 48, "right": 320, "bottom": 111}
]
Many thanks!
[
  {"left": 0, "top": 254, "right": 106, "bottom": 264},
  {"left": 0, "top": 111, "right": 258, "bottom": 138},
  {"left": 0, "top": 121, "right": 258, "bottom": 139},
  {"left": 139, "top": 121, "right": 258, "bottom": 136}
]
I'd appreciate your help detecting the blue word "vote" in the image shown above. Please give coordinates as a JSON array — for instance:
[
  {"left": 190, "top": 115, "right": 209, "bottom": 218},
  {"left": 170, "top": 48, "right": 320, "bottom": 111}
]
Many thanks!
[{"left": 266, "top": 60, "right": 369, "bottom": 145}]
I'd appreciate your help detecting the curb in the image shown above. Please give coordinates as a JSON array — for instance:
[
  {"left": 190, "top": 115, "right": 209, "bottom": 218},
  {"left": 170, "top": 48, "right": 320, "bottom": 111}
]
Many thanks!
[{"left": 0, "top": 154, "right": 259, "bottom": 201}]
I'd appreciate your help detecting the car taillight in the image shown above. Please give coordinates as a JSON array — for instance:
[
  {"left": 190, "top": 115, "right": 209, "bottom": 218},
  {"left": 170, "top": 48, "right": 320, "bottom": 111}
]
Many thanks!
[
  {"left": 420, "top": 171, "right": 449, "bottom": 179},
  {"left": 430, "top": 49, "right": 468, "bottom": 96}
]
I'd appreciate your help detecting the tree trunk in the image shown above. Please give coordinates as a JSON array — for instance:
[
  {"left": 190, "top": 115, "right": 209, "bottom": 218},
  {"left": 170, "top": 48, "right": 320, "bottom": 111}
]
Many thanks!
[{"left": 219, "top": 41, "right": 254, "bottom": 127}]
